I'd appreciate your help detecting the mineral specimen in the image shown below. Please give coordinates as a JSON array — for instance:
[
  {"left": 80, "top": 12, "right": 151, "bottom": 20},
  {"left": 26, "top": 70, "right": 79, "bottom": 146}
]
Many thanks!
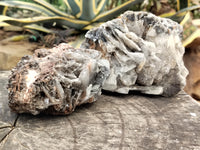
[
  {"left": 8, "top": 11, "right": 189, "bottom": 115},
  {"left": 8, "top": 43, "right": 110, "bottom": 115},
  {"left": 81, "top": 11, "right": 188, "bottom": 96}
]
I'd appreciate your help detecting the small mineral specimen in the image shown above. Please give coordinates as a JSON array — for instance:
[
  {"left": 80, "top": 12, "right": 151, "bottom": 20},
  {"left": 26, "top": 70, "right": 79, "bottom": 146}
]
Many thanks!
[
  {"left": 81, "top": 11, "right": 188, "bottom": 96},
  {"left": 8, "top": 43, "right": 109, "bottom": 115}
]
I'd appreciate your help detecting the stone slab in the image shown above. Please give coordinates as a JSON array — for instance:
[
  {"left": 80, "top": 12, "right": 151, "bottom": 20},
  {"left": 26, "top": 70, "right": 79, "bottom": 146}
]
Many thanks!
[
  {"left": 0, "top": 71, "right": 17, "bottom": 128},
  {"left": 0, "top": 127, "right": 12, "bottom": 142},
  {"left": 0, "top": 71, "right": 200, "bottom": 150}
]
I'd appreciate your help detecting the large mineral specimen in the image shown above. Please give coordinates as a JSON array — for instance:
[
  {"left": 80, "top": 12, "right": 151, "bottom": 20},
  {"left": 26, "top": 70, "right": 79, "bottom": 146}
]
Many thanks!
[
  {"left": 8, "top": 43, "right": 110, "bottom": 115},
  {"left": 81, "top": 11, "right": 188, "bottom": 96}
]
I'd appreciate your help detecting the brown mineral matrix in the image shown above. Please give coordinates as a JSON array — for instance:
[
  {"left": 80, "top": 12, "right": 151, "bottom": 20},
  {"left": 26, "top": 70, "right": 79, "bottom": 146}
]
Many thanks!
[{"left": 7, "top": 43, "right": 110, "bottom": 115}]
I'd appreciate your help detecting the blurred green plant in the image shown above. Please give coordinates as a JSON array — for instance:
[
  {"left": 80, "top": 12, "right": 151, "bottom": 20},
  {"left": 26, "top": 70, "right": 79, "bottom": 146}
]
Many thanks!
[
  {"left": 0, "top": 0, "right": 200, "bottom": 46},
  {"left": 0, "top": 0, "right": 145, "bottom": 32}
]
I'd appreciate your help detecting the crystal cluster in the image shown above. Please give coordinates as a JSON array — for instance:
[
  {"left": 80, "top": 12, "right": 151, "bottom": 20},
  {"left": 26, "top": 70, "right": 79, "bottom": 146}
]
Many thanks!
[
  {"left": 8, "top": 44, "right": 109, "bottom": 115},
  {"left": 81, "top": 11, "right": 188, "bottom": 96}
]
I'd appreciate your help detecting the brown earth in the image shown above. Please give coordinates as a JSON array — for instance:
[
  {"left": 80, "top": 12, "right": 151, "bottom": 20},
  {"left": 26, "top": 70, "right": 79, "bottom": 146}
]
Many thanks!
[
  {"left": 184, "top": 38, "right": 200, "bottom": 101},
  {"left": 0, "top": 41, "right": 39, "bottom": 70},
  {"left": 0, "top": 29, "right": 42, "bottom": 70}
]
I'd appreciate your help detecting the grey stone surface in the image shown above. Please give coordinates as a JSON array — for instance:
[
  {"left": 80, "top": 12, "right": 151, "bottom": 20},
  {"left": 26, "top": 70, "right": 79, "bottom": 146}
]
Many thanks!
[
  {"left": 82, "top": 11, "right": 188, "bottom": 97},
  {"left": 0, "top": 71, "right": 17, "bottom": 148},
  {"left": 0, "top": 71, "right": 17, "bottom": 127},
  {"left": 1, "top": 71, "right": 200, "bottom": 149},
  {"left": 0, "top": 127, "right": 12, "bottom": 142}
]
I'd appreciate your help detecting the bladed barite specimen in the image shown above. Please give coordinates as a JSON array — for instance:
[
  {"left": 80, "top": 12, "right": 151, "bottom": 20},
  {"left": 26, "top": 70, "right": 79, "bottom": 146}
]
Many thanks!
[
  {"left": 8, "top": 43, "right": 109, "bottom": 115},
  {"left": 81, "top": 11, "right": 188, "bottom": 96},
  {"left": 8, "top": 11, "right": 188, "bottom": 115}
]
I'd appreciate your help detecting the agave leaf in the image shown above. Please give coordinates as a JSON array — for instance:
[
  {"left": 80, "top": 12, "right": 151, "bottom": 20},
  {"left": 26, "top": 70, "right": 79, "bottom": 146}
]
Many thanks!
[
  {"left": 63, "top": 0, "right": 80, "bottom": 16},
  {"left": 76, "top": 0, "right": 96, "bottom": 20},
  {"left": 0, "top": 15, "right": 12, "bottom": 22},
  {"left": 183, "top": 27, "right": 200, "bottom": 48},
  {"left": 33, "top": 0, "right": 75, "bottom": 18},
  {"left": 0, "top": 6, "right": 4, "bottom": 15},
  {"left": 175, "top": 5, "right": 200, "bottom": 16},
  {"left": 92, "top": 0, "right": 144, "bottom": 22},
  {"left": 68, "top": 33, "right": 85, "bottom": 48},
  {"left": 95, "top": 0, "right": 107, "bottom": 15},
  {"left": 159, "top": 12, "right": 176, "bottom": 18},
  {"left": 180, "top": 12, "right": 191, "bottom": 26},
  {"left": 1, "top": 34, "right": 30, "bottom": 43},
  {"left": 177, "top": 0, "right": 190, "bottom": 11},
  {"left": 0, "top": 24, "right": 23, "bottom": 32},
  {"left": 0, "top": 18, "right": 24, "bottom": 32},
  {"left": 180, "top": 12, "right": 200, "bottom": 47},
  {"left": 0, "top": 1, "right": 55, "bottom": 16},
  {"left": 170, "top": 5, "right": 200, "bottom": 23},
  {"left": 76, "top": 0, "right": 107, "bottom": 21},
  {"left": 0, "top": 5, "right": 8, "bottom": 15},
  {"left": 1, "top": 15, "right": 90, "bottom": 30},
  {"left": 159, "top": 0, "right": 190, "bottom": 20},
  {"left": 82, "top": 22, "right": 103, "bottom": 30},
  {"left": 172, "top": 0, "right": 191, "bottom": 22},
  {"left": 0, "top": 21, "right": 10, "bottom": 27},
  {"left": 24, "top": 24, "right": 54, "bottom": 33}
]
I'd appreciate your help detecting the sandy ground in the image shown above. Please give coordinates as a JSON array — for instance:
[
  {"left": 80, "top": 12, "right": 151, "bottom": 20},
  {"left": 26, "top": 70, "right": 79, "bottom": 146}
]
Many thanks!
[{"left": 0, "top": 41, "right": 39, "bottom": 70}]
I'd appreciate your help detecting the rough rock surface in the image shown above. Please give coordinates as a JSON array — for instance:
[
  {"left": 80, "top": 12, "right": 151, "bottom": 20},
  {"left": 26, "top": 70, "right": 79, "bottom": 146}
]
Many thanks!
[
  {"left": 7, "top": 43, "right": 110, "bottom": 115},
  {"left": 81, "top": 11, "right": 188, "bottom": 96}
]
